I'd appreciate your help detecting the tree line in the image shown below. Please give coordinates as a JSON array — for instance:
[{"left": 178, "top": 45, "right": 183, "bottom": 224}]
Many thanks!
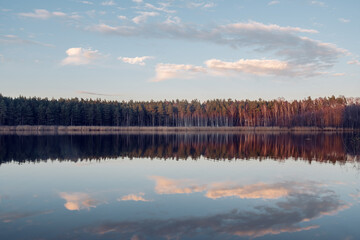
[{"left": 0, "top": 94, "right": 359, "bottom": 128}]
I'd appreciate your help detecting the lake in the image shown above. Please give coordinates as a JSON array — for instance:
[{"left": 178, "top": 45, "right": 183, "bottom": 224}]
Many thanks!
[{"left": 0, "top": 133, "right": 359, "bottom": 240}]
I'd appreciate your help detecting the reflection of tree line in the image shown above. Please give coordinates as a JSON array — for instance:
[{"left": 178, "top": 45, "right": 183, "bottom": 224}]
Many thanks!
[{"left": 0, "top": 134, "right": 359, "bottom": 164}]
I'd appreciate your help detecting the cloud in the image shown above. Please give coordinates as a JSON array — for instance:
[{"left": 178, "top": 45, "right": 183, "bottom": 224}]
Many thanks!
[
  {"left": 332, "top": 73, "right": 345, "bottom": 76},
  {"left": 118, "top": 56, "right": 153, "bottom": 65},
  {"left": 152, "top": 56, "right": 328, "bottom": 82},
  {"left": 80, "top": 185, "right": 348, "bottom": 239},
  {"left": 347, "top": 60, "right": 360, "bottom": 66},
  {"left": 59, "top": 192, "right": 100, "bottom": 211},
  {"left": 77, "top": 91, "right": 122, "bottom": 96},
  {"left": 80, "top": 1, "right": 93, "bottom": 4},
  {"left": 151, "top": 63, "right": 206, "bottom": 82},
  {"left": 164, "top": 16, "right": 181, "bottom": 25},
  {"left": 203, "top": 3, "right": 216, "bottom": 8},
  {"left": 310, "top": 1, "right": 325, "bottom": 7},
  {"left": 118, "top": 193, "right": 151, "bottom": 202},
  {"left": 101, "top": 0, "right": 116, "bottom": 6},
  {"left": 61, "top": 47, "right": 101, "bottom": 66},
  {"left": 205, "top": 58, "right": 290, "bottom": 76},
  {"left": 18, "top": 9, "right": 80, "bottom": 20},
  {"left": 132, "top": 11, "right": 159, "bottom": 24},
  {"left": 188, "top": 2, "right": 216, "bottom": 9},
  {"left": 338, "top": 18, "right": 350, "bottom": 23},
  {"left": 143, "top": 3, "right": 176, "bottom": 13},
  {"left": 118, "top": 15, "right": 127, "bottom": 20},
  {"left": 0, "top": 210, "right": 53, "bottom": 223},
  {"left": 133, "top": 0, "right": 143, "bottom": 3},
  {"left": 88, "top": 20, "right": 345, "bottom": 73},
  {"left": 0, "top": 34, "right": 54, "bottom": 47},
  {"left": 268, "top": 1, "right": 280, "bottom": 5}
]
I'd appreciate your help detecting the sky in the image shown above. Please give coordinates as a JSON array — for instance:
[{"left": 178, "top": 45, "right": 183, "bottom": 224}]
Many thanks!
[{"left": 0, "top": 0, "right": 359, "bottom": 101}]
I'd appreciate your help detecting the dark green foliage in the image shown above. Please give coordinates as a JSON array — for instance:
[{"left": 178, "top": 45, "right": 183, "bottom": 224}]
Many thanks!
[{"left": 0, "top": 94, "right": 359, "bottom": 128}]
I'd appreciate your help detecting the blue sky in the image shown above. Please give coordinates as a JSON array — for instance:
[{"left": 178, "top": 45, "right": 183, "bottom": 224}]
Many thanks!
[{"left": 0, "top": 0, "right": 359, "bottom": 101}]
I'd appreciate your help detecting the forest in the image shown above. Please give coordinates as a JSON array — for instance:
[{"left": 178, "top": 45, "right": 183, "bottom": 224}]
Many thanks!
[{"left": 0, "top": 94, "right": 359, "bottom": 128}]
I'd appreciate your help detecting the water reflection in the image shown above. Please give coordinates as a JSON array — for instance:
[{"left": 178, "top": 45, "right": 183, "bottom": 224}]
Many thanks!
[
  {"left": 0, "top": 134, "right": 359, "bottom": 240},
  {"left": 0, "top": 210, "right": 53, "bottom": 223},
  {"left": 0, "top": 133, "right": 359, "bottom": 164},
  {"left": 59, "top": 192, "right": 100, "bottom": 211},
  {"left": 81, "top": 183, "right": 348, "bottom": 239},
  {"left": 118, "top": 193, "right": 151, "bottom": 202}
]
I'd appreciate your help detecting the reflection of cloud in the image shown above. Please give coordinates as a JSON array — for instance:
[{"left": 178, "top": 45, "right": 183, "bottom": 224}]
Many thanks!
[
  {"left": 206, "top": 182, "right": 291, "bottom": 199},
  {"left": 82, "top": 189, "right": 348, "bottom": 239},
  {"left": 118, "top": 193, "right": 150, "bottom": 202},
  {"left": 59, "top": 192, "right": 100, "bottom": 211},
  {"left": 150, "top": 176, "right": 207, "bottom": 194},
  {"left": 0, "top": 210, "right": 53, "bottom": 223},
  {"left": 350, "top": 192, "right": 360, "bottom": 201},
  {"left": 151, "top": 176, "right": 319, "bottom": 200}
]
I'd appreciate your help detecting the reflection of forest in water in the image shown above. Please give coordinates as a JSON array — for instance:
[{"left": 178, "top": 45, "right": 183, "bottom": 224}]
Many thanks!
[{"left": 0, "top": 133, "right": 359, "bottom": 164}]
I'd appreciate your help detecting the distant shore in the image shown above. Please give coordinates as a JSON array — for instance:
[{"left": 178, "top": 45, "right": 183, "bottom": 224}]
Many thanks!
[{"left": 0, "top": 125, "right": 358, "bottom": 135}]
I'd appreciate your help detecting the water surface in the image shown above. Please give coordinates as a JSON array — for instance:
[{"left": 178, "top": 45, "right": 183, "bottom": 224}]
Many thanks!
[{"left": 0, "top": 133, "right": 359, "bottom": 240}]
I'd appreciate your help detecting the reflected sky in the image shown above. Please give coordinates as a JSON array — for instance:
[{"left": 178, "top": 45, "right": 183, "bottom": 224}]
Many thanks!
[{"left": 0, "top": 134, "right": 359, "bottom": 239}]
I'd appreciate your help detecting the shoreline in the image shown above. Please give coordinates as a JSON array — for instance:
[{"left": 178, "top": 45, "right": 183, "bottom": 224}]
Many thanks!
[{"left": 0, "top": 125, "right": 358, "bottom": 135}]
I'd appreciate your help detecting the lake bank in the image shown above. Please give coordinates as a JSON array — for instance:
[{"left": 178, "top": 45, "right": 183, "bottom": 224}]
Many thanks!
[{"left": 0, "top": 125, "right": 358, "bottom": 135}]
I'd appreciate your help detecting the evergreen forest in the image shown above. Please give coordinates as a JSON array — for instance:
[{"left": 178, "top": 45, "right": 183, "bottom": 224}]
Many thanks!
[{"left": 0, "top": 94, "right": 359, "bottom": 128}]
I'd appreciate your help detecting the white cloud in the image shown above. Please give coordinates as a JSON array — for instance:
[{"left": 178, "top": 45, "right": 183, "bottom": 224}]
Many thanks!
[
  {"left": 80, "top": 1, "right": 93, "bottom": 5},
  {"left": 101, "top": 0, "right": 116, "bottom": 6},
  {"left": 205, "top": 58, "right": 289, "bottom": 76},
  {"left": 118, "top": 56, "right": 153, "bottom": 65},
  {"left": 132, "top": 0, "right": 143, "bottom": 3},
  {"left": 18, "top": 9, "right": 79, "bottom": 20},
  {"left": 348, "top": 60, "right": 360, "bottom": 66},
  {"left": 132, "top": 11, "right": 159, "bottom": 24},
  {"left": 61, "top": 47, "right": 101, "bottom": 65},
  {"left": 117, "top": 15, "right": 127, "bottom": 20},
  {"left": 77, "top": 91, "right": 122, "bottom": 96},
  {"left": 221, "top": 21, "right": 318, "bottom": 34},
  {"left": 203, "top": 3, "right": 216, "bottom": 8},
  {"left": 152, "top": 63, "right": 206, "bottom": 82},
  {"left": 144, "top": 3, "right": 176, "bottom": 13},
  {"left": 268, "top": 1, "right": 280, "bottom": 5},
  {"left": 152, "top": 57, "right": 327, "bottom": 82},
  {"left": 188, "top": 2, "right": 216, "bottom": 9},
  {"left": 164, "top": 16, "right": 181, "bottom": 25},
  {"left": 0, "top": 34, "right": 54, "bottom": 47},
  {"left": 332, "top": 73, "right": 345, "bottom": 76},
  {"left": 310, "top": 1, "right": 325, "bottom": 7},
  {"left": 338, "top": 18, "right": 350, "bottom": 23},
  {"left": 88, "top": 20, "right": 346, "bottom": 73}
]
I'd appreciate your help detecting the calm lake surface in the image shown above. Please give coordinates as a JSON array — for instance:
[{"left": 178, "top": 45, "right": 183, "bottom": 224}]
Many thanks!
[{"left": 0, "top": 133, "right": 359, "bottom": 240}]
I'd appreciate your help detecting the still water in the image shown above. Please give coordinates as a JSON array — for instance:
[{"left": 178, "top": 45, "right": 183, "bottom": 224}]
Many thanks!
[{"left": 0, "top": 133, "right": 359, "bottom": 240}]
